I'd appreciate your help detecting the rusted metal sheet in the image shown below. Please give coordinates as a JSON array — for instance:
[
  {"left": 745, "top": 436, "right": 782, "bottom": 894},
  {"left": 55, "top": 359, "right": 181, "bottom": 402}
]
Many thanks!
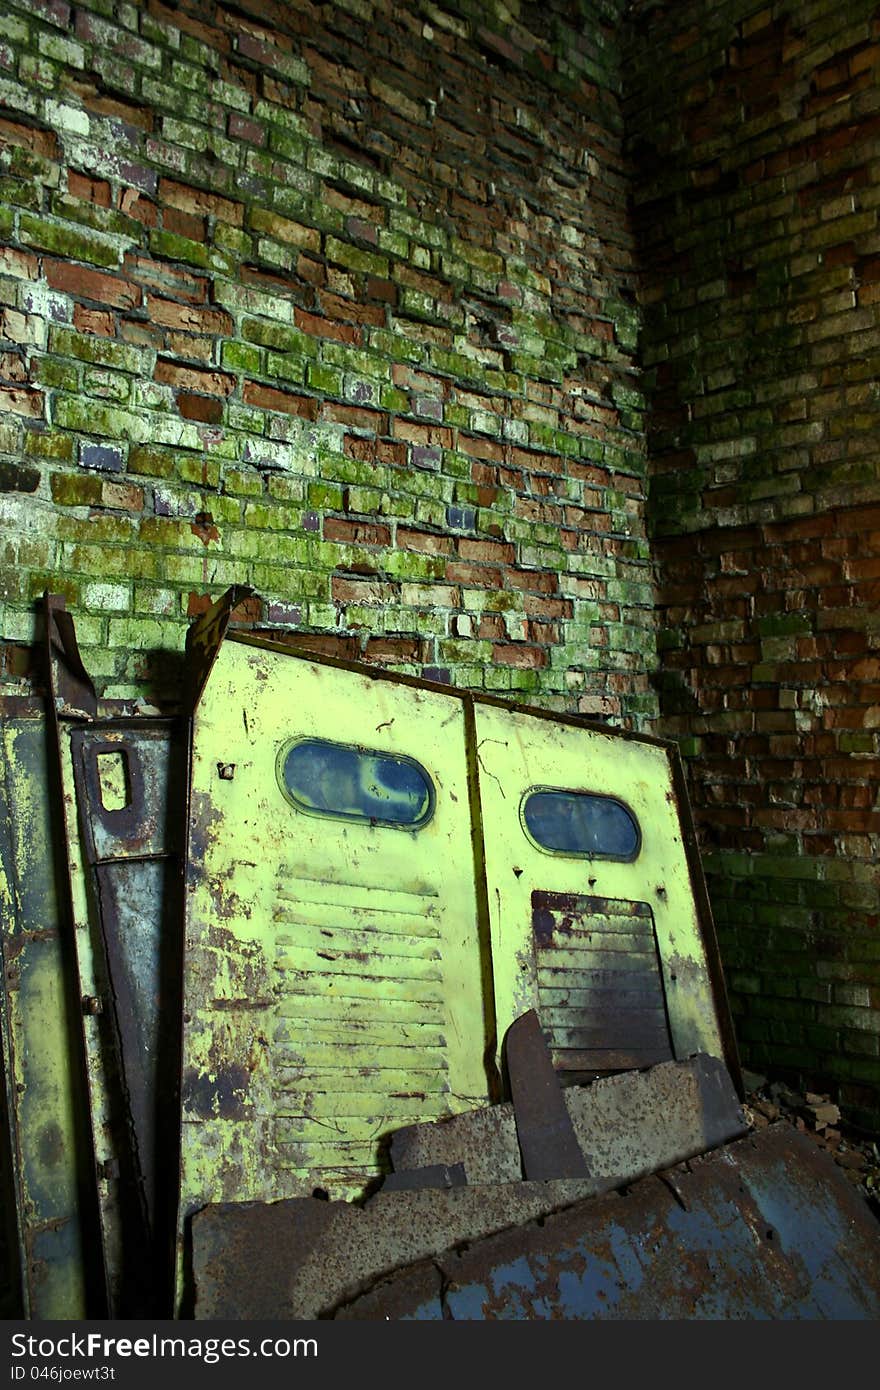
[
  {"left": 335, "top": 1125, "right": 880, "bottom": 1319},
  {"left": 45, "top": 588, "right": 182, "bottom": 1315},
  {"left": 183, "top": 585, "right": 255, "bottom": 712},
  {"left": 44, "top": 595, "right": 97, "bottom": 721},
  {"left": 504, "top": 1010, "right": 589, "bottom": 1180},
  {"left": 0, "top": 701, "right": 98, "bottom": 1318},
  {"left": 191, "top": 1053, "right": 748, "bottom": 1319},
  {"left": 191, "top": 1178, "right": 601, "bottom": 1319},
  {"left": 66, "top": 719, "right": 183, "bottom": 1313},
  {"left": 390, "top": 1054, "right": 746, "bottom": 1188},
  {"left": 390, "top": 1099, "right": 522, "bottom": 1184},
  {"left": 381, "top": 1162, "right": 467, "bottom": 1192}
]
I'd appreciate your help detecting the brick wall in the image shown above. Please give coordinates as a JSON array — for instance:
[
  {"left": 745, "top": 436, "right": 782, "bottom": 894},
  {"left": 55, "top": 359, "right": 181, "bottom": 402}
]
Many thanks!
[
  {"left": 626, "top": 0, "right": 880, "bottom": 1126},
  {"left": 0, "top": 0, "right": 657, "bottom": 727}
]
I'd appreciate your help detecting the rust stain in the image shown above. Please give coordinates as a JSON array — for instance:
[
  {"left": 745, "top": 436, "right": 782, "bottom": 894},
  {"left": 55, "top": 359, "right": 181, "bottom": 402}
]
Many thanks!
[
  {"left": 191, "top": 513, "right": 220, "bottom": 546},
  {"left": 182, "top": 1064, "right": 251, "bottom": 1121}
]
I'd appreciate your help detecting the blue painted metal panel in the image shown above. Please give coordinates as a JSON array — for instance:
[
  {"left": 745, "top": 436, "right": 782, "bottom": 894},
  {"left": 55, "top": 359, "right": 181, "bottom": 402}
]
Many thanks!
[{"left": 340, "top": 1125, "right": 880, "bottom": 1320}]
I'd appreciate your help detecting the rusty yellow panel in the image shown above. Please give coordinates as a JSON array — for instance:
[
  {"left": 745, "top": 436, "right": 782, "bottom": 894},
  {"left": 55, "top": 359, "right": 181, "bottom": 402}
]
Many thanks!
[
  {"left": 55, "top": 725, "right": 123, "bottom": 1307},
  {"left": 178, "top": 637, "right": 492, "bottom": 1255},
  {"left": 0, "top": 713, "right": 90, "bottom": 1319},
  {"left": 473, "top": 704, "right": 725, "bottom": 1075}
]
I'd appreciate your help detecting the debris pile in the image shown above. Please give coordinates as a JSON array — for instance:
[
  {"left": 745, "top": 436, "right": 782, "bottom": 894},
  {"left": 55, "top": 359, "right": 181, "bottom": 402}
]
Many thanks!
[{"left": 742, "top": 1072, "right": 880, "bottom": 1216}]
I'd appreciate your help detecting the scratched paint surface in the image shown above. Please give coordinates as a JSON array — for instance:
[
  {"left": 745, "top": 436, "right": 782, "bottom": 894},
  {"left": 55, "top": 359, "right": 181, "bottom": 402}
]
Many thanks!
[
  {"left": 0, "top": 712, "right": 89, "bottom": 1318},
  {"left": 473, "top": 703, "right": 724, "bottom": 1073},
  {"left": 177, "top": 636, "right": 491, "bottom": 1294}
]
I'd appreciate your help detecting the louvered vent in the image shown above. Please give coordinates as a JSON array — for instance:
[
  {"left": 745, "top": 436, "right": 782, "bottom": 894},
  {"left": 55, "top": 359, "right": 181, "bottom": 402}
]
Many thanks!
[
  {"left": 532, "top": 890, "right": 674, "bottom": 1074},
  {"left": 272, "top": 872, "right": 449, "bottom": 1182}
]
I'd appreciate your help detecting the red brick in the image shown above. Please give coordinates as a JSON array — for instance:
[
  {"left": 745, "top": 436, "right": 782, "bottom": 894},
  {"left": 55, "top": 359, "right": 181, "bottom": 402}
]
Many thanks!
[
  {"left": 228, "top": 114, "right": 266, "bottom": 144},
  {"left": 167, "top": 332, "right": 214, "bottom": 363},
  {"left": 144, "top": 297, "right": 232, "bottom": 334},
  {"left": 445, "top": 562, "right": 503, "bottom": 587},
  {"left": 391, "top": 419, "right": 453, "bottom": 448},
  {"left": 243, "top": 381, "right": 318, "bottom": 418},
  {"left": 0, "top": 117, "right": 58, "bottom": 161},
  {"left": 458, "top": 537, "right": 515, "bottom": 565},
  {"left": 78, "top": 88, "right": 154, "bottom": 131},
  {"left": 324, "top": 518, "right": 391, "bottom": 546},
  {"left": 178, "top": 393, "right": 223, "bottom": 423},
  {"left": 321, "top": 402, "right": 386, "bottom": 431},
  {"left": 68, "top": 170, "right": 111, "bottom": 206},
  {"left": 365, "top": 638, "right": 433, "bottom": 664},
  {"left": 397, "top": 529, "right": 453, "bottom": 555},
  {"left": 344, "top": 436, "right": 407, "bottom": 467},
  {"left": 150, "top": 1, "right": 228, "bottom": 52},
  {"left": 316, "top": 291, "right": 385, "bottom": 327},
  {"left": 158, "top": 179, "right": 244, "bottom": 227},
  {"left": 119, "top": 188, "right": 157, "bottom": 226},
  {"left": 331, "top": 577, "right": 398, "bottom": 604},
  {"left": 293, "top": 307, "right": 361, "bottom": 344},
  {"left": 0, "top": 352, "right": 26, "bottom": 383},
  {"left": 505, "top": 568, "right": 558, "bottom": 594},
  {"left": 478, "top": 614, "right": 506, "bottom": 640},
  {"left": 100, "top": 480, "right": 143, "bottom": 511},
  {"left": 0, "top": 386, "right": 43, "bottom": 417},
  {"left": 73, "top": 306, "right": 114, "bottom": 335},
  {"left": 163, "top": 207, "right": 206, "bottom": 241},
  {"left": 492, "top": 644, "right": 548, "bottom": 669},
  {"left": 289, "top": 634, "right": 360, "bottom": 659},
  {"left": 154, "top": 360, "right": 236, "bottom": 396},
  {"left": 297, "top": 255, "right": 326, "bottom": 287},
  {"left": 0, "top": 247, "right": 38, "bottom": 280},
  {"left": 45, "top": 260, "right": 141, "bottom": 310},
  {"left": 458, "top": 434, "right": 504, "bottom": 463},
  {"left": 365, "top": 276, "right": 397, "bottom": 304}
]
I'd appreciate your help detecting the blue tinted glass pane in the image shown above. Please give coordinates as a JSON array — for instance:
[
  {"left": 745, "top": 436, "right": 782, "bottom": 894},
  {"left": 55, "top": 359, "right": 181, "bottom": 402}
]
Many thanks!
[
  {"left": 282, "top": 740, "right": 434, "bottom": 827},
  {"left": 523, "top": 790, "right": 639, "bottom": 859}
]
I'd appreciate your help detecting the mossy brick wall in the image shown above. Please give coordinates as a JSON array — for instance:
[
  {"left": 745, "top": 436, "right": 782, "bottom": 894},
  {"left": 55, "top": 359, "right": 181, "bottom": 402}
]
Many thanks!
[
  {"left": 626, "top": 0, "right": 880, "bottom": 1126},
  {"left": 0, "top": 0, "right": 657, "bottom": 727}
]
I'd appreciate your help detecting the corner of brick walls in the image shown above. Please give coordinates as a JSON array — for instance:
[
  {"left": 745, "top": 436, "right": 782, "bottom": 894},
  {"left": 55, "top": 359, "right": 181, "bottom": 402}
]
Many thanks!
[
  {"left": 0, "top": 0, "right": 657, "bottom": 729},
  {"left": 626, "top": 0, "right": 880, "bottom": 1126}
]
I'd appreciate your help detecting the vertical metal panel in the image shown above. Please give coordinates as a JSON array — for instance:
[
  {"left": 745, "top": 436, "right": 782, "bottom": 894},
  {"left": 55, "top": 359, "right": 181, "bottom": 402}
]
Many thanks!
[
  {"left": 177, "top": 637, "right": 493, "bottom": 1303},
  {"left": 0, "top": 705, "right": 93, "bottom": 1319},
  {"left": 473, "top": 702, "right": 726, "bottom": 1075},
  {"left": 57, "top": 718, "right": 181, "bottom": 1314}
]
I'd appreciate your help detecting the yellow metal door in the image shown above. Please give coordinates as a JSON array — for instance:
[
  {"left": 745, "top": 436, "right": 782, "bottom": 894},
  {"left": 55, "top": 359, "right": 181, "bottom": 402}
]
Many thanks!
[
  {"left": 473, "top": 703, "right": 725, "bottom": 1079},
  {"left": 179, "top": 637, "right": 491, "bottom": 1238}
]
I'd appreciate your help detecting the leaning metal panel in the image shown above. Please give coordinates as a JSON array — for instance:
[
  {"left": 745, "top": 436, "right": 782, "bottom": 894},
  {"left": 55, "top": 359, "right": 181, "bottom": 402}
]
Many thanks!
[
  {"left": 176, "top": 636, "right": 491, "bottom": 1311},
  {"left": 473, "top": 700, "right": 732, "bottom": 1079},
  {"left": 58, "top": 716, "right": 182, "bottom": 1315},
  {"left": 335, "top": 1125, "right": 880, "bottom": 1320},
  {"left": 0, "top": 702, "right": 96, "bottom": 1318}
]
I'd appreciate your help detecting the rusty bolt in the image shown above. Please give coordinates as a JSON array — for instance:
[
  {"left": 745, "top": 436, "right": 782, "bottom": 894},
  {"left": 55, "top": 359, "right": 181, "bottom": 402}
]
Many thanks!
[
  {"left": 217, "top": 762, "right": 236, "bottom": 780},
  {"left": 82, "top": 995, "right": 103, "bottom": 1015},
  {"left": 98, "top": 1158, "right": 119, "bottom": 1181}
]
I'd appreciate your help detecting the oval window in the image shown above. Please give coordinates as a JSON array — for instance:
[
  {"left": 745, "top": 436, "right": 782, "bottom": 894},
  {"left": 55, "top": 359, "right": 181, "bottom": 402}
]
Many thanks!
[
  {"left": 278, "top": 738, "right": 435, "bottom": 829},
  {"left": 521, "top": 788, "right": 640, "bottom": 860}
]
